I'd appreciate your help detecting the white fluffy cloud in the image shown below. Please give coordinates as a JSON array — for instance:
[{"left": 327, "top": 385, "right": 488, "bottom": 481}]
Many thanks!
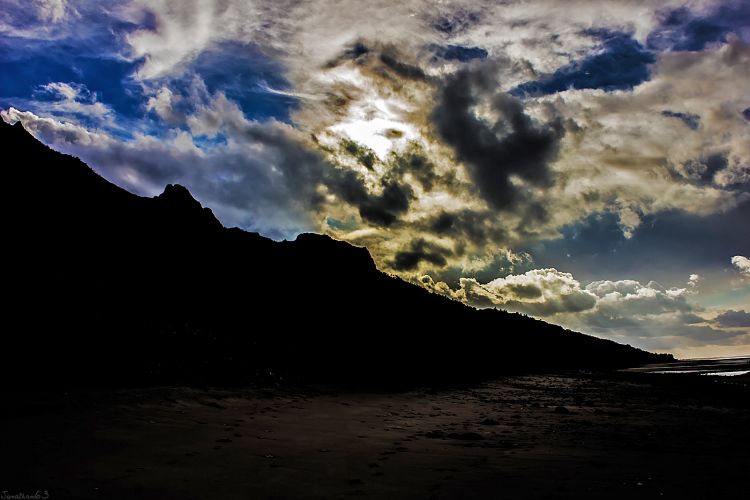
[
  {"left": 459, "top": 269, "right": 598, "bottom": 316},
  {"left": 454, "top": 269, "right": 693, "bottom": 319},
  {"left": 419, "top": 266, "right": 749, "bottom": 353},
  {"left": 733, "top": 255, "right": 750, "bottom": 278},
  {"left": 586, "top": 279, "right": 693, "bottom": 318}
]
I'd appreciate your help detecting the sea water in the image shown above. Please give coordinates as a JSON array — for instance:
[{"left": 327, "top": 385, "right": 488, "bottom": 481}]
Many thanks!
[{"left": 624, "top": 356, "right": 750, "bottom": 377}]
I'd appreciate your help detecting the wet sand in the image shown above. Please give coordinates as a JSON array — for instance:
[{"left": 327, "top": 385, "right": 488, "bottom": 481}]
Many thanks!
[{"left": 2, "top": 373, "right": 749, "bottom": 499}]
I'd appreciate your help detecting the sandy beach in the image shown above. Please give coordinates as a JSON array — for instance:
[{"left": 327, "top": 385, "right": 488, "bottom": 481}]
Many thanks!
[{"left": 2, "top": 372, "right": 749, "bottom": 499}]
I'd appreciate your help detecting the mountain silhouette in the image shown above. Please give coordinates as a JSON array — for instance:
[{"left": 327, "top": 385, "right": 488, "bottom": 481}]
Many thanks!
[{"left": 1, "top": 119, "right": 671, "bottom": 388}]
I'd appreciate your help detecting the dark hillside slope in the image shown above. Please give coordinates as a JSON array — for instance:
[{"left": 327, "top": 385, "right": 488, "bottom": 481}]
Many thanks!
[{"left": 1, "top": 119, "right": 671, "bottom": 387}]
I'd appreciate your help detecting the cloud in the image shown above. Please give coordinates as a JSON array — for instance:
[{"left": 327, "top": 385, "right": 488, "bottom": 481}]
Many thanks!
[
  {"left": 714, "top": 309, "right": 750, "bottom": 328},
  {"left": 35, "top": 0, "right": 68, "bottom": 22},
  {"left": 647, "top": 1, "right": 750, "bottom": 52},
  {"left": 432, "top": 63, "right": 564, "bottom": 212},
  {"left": 146, "top": 86, "right": 180, "bottom": 123},
  {"left": 456, "top": 270, "right": 697, "bottom": 321},
  {"left": 512, "top": 31, "right": 655, "bottom": 96},
  {"left": 459, "top": 268, "right": 598, "bottom": 316},
  {"left": 661, "top": 110, "right": 700, "bottom": 130},
  {"left": 42, "top": 81, "right": 78, "bottom": 100},
  {"left": 391, "top": 238, "right": 452, "bottom": 271},
  {"left": 126, "top": 0, "right": 264, "bottom": 80},
  {"left": 0, "top": 0, "right": 71, "bottom": 28},
  {"left": 733, "top": 255, "right": 750, "bottom": 277},
  {"left": 586, "top": 279, "right": 693, "bottom": 318},
  {"left": 31, "top": 82, "right": 114, "bottom": 123},
  {"left": 531, "top": 38, "right": 750, "bottom": 239},
  {"left": 2, "top": 102, "right": 330, "bottom": 239},
  {"left": 419, "top": 265, "right": 746, "bottom": 352},
  {"left": 3, "top": 0, "right": 750, "bottom": 358}
]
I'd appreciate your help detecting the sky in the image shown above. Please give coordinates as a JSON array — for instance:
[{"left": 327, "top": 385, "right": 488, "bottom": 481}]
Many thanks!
[{"left": 1, "top": 0, "right": 748, "bottom": 358}]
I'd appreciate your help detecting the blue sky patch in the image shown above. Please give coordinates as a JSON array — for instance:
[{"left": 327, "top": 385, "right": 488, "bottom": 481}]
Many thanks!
[
  {"left": 429, "top": 44, "right": 488, "bottom": 62},
  {"left": 325, "top": 215, "right": 358, "bottom": 231},
  {"left": 185, "top": 41, "right": 298, "bottom": 123},
  {"left": 0, "top": 37, "right": 145, "bottom": 119},
  {"left": 511, "top": 31, "right": 655, "bottom": 96},
  {"left": 1, "top": 28, "right": 296, "bottom": 134},
  {"left": 647, "top": 1, "right": 750, "bottom": 52},
  {"left": 525, "top": 201, "right": 750, "bottom": 285}
]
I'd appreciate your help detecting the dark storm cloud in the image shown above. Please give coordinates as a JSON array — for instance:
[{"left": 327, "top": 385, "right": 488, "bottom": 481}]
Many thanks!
[
  {"left": 514, "top": 200, "right": 551, "bottom": 235},
  {"left": 324, "top": 166, "right": 414, "bottom": 227},
  {"left": 432, "top": 64, "right": 563, "bottom": 211},
  {"left": 511, "top": 31, "right": 655, "bottom": 96},
  {"left": 715, "top": 310, "right": 750, "bottom": 328},
  {"left": 429, "top": 209, "right": 506, "bottom": 246},
  {"left": 236, "top": 124, "right": 335, "bottom": 207},
  {"left": 391, "top": 239, "right": 452, "bottom": 271},
  {"left": 329, "top": 41, "right": 428, "bottom": 82},
  {"left": 661, "top": 110, "right": 700, "bottom": 130},
  {"left": 214, "top": 126, "right": 412, "bottom": 230},
  {"left": 379, "top": 51, "right": 428, "bottom": 81},
  {"left": 647, "top": 1, "right": 750, "bottom": 52},
  {"left": 341, "top": 139, "right": 377, "bottom": 169},
  {"left": 387, "top": 148, "right": 458, "bottom": 193},
  {"left": 358, "top": 181, "right": 413, "bottom": 226},
  {"left": 331, "top": 141, "right": 423, "bottom": 227}
]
